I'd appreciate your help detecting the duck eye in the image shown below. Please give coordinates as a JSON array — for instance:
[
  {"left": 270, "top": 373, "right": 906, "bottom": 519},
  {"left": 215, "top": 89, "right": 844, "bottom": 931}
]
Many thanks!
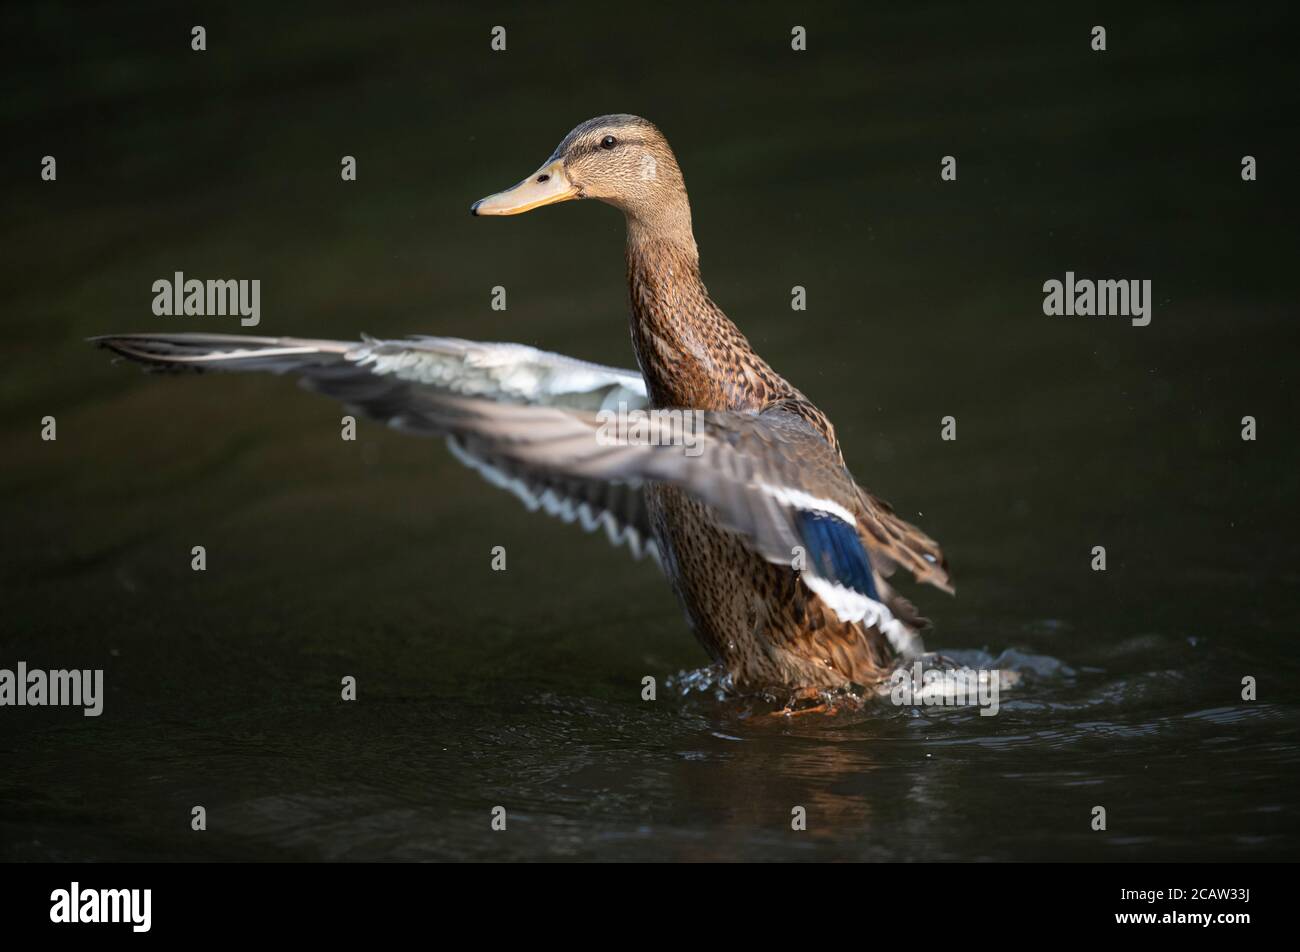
[{"left": 600, "top": 135, "right": 617, "bottom": 150}]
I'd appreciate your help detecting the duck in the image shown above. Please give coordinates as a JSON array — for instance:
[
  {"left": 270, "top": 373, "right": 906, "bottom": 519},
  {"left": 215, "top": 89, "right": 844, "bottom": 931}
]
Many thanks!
[{"left": 95, "top": 114, "right": 953, "bottom": 707}]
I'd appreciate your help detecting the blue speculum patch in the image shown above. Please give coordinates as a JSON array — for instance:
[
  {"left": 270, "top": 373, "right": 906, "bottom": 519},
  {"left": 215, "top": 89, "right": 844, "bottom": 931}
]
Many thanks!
[{"left": 795, "top": 510, "right": 879, "bottom": 601}]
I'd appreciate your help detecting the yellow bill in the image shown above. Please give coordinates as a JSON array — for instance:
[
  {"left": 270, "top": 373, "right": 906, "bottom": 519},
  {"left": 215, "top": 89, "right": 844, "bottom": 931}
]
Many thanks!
[{"left": 471, "top": 159, "right": 579, "bottom": 216}]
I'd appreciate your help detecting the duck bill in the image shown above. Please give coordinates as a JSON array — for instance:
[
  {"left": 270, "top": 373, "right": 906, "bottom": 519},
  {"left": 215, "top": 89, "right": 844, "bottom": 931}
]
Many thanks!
[{"left": 471, "top": 159, "right": 578, "bottom": 216}]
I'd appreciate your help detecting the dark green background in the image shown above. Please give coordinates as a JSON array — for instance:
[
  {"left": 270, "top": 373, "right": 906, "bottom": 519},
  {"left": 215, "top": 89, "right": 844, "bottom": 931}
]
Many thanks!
[{"left": 2, "top": 2, "right": 1296, "bottom": 860}]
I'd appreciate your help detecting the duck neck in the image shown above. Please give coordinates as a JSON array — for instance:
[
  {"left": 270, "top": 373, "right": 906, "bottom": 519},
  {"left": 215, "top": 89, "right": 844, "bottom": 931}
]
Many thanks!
[{"left": 624, "top": 215, "right": 776, "bottom": 412}]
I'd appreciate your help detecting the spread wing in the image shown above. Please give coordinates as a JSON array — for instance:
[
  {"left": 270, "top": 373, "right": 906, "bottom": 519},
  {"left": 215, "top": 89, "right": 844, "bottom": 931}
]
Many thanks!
[
  {"left": 93, "top": 333, "right": 951, "bottom": 631},
  {"left": 93, "top": 332, "right": 660, "bottom": 562}
]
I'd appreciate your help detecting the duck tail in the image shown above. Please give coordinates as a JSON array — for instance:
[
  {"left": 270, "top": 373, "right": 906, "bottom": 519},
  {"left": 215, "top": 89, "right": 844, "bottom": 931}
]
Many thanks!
[{"left": 855, "top": 485, "right": 954, "bottom": 594}]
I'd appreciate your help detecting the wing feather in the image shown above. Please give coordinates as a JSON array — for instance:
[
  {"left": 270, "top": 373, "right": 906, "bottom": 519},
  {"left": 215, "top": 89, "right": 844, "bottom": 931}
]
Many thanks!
[{"left": 93, "top": 333, "right": 950, "bottom": 617}]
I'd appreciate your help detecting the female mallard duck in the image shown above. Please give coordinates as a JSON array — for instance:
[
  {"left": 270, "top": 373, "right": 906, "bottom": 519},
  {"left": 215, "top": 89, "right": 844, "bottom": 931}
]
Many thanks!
[{"left": 96, "top": 114, "right": 952, "bottom": 704}]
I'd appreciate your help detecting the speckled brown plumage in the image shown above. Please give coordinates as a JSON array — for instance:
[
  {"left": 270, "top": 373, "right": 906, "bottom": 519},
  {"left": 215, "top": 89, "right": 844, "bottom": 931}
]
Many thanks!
[
  {"left": 599, "top": 116, "right": 952, "bottom": 695},
  {"left": 628, "top": 236, "right": 907, "bottom": 692}
]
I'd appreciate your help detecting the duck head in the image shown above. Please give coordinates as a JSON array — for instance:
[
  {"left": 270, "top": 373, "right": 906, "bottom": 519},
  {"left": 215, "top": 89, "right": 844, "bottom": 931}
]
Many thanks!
[{"left": 471, "top": 114, "right": 692, "bottom": 240}]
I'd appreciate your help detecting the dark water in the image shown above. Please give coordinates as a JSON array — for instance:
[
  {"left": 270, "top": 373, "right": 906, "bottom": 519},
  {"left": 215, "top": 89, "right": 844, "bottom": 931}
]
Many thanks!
[{"left": 2, "top": 3, "right": 1298, "bottom": 861}]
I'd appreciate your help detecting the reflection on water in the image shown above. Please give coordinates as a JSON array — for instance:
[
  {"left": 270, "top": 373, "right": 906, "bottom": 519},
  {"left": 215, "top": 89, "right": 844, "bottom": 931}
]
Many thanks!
[
  {"left": 2, "top": 627, "right": 1296, "bottom": 861},
  {"left": 2, "top": 3, "right": 1299, "bottom": 860}
]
